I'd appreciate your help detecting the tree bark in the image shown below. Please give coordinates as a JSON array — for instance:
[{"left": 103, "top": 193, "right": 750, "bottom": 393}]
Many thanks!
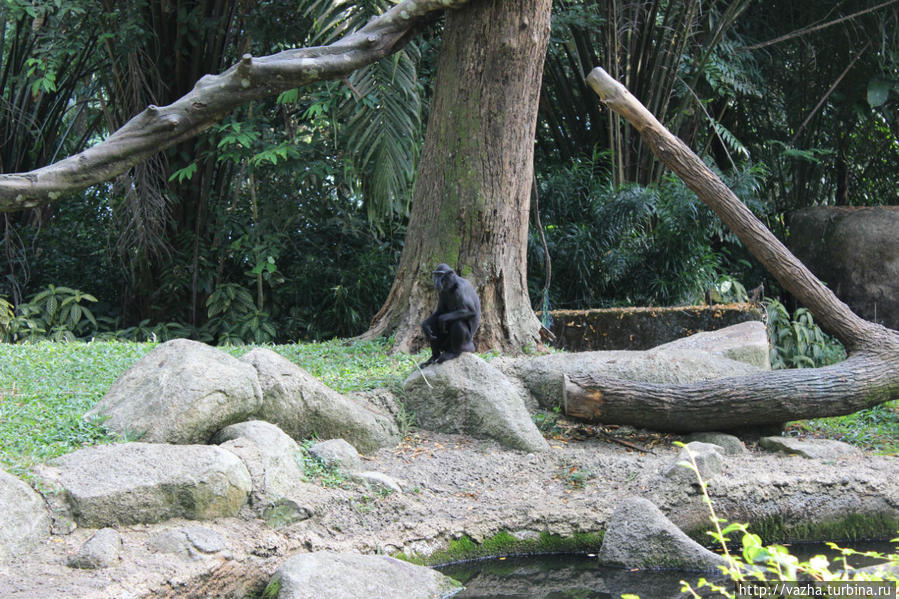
[
  {"left": 564, "top": 353, "right": 899, "bottom": 431},
  {"left": 0, "top": 0, "right": 474, "bottom": 212},
  {"left": 361, "top": 0, "right": 552, "bottom": 353},
  {"left": 562, "top": 67, "right": 899, "bottom": 430}
]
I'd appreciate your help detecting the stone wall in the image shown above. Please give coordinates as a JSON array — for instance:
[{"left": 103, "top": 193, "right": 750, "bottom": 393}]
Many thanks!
[
  {"left": 545, "top": 304, "right": 763, "bottom": 351},
  {"left": 790, "top": 206, "right": 898, "bottom": 331}
]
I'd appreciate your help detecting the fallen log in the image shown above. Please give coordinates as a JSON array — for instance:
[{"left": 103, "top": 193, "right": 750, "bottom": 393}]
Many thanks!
[{"left": 563, "top": 352, "right": 899, "bottom": 431}]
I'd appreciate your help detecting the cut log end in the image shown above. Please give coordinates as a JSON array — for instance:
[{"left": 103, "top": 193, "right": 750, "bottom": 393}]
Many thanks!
[{"left": 563, "top": 374, "right": 604, "bottom": 422}]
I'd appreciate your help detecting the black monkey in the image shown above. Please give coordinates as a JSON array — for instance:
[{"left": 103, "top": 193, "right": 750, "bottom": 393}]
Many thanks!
[{"left": 420, "top": 263, "right": 481, "bottom": 367}]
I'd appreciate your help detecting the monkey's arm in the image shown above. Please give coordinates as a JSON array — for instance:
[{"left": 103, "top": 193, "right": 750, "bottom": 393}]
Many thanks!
[
  {"left": 437, "top": 309, "right": 476, "bottom": 323},
  {"left": 421, "top": 310, "right": 441, "bottom": 340}
]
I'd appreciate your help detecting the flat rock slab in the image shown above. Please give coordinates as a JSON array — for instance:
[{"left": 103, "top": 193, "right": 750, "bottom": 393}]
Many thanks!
[
  {"left": 85, "top": 339, "right": 262, "bottom": 444},
  {"left": 37, "top": 442, "right": 251, "bottom": 527},
  {"left": 759, "top": 437, "right": 864, "bottom": 459},
  {"left": 267, "top": 551, "right": 462, "bottom": 599},
  {"left": 0, "top": 468, "right": 51, "bottom": 562},
  {"left": 651, "top": 320, "right": 771, "bottom": 370}
]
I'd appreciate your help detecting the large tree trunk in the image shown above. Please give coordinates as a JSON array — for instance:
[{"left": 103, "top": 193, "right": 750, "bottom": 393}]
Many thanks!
[
  {"left": 362, "top": 0, "right": 552, "bottom": 353},
  {"left": 561, "top": 68, "right": 899, "bottom": 430}
]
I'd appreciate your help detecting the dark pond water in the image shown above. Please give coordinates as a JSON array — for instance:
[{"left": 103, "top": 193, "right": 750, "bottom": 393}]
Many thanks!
[{"left": 435, "top": 541, "right": 896, "bottom": 599}]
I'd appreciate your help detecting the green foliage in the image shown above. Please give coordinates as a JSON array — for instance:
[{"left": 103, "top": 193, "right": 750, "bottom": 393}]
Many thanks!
[
  {"left": 765, "top": 299, "right": 846, "bottom": 369},
  {"left": 0, "top": 297, "right": 15, "bottom": 338},
  {"left": 202, "top": 283, "right": 275, "bottom": 345},
  {"left": 705, "top": 275, "right": 749, "bottom": 304},
  {"left": 2, "top": 0, "right": 416, "bottom": 347},
  {"left": 2, "top": 285, "right": 98, "bottom": 343},
  {"left": 529, "top": 155, "right": 765, "bottom": 309},
  {"left": 673, "top": 443, "right": 899, "bottom": 599},
  {"left": 792, "top": 401, "right": 899, "bottom": 457},
  {"left": 342, "top": 45, "right": 423, "bottom": 223},
  {"left": 298, "top": 440, "right": 350, "bottom": 488},
  {"left": 533, "top": 407, "right": 562, "bottom": 435},
  {"left": 4, "top": 0, "right": 897, "bottom": 354},
  {"left": 260, "top": 578, "right": 281, "bottom": 599},
  {"left": 0, "top": 341, "right": 154, "bottom": 477}
]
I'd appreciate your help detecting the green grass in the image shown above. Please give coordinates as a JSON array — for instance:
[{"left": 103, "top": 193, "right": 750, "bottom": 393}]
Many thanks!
[
  {"left": 0, "top": 338, "right": 429, "bottom": 477},
  {"left": 0, "top": 341, "right": 155, "bottom": 477},
  {"left": 241, "top": 337, "right": 426, "bottom": 393},
  {"left": 1, "top": 339, "right": 896, "bottom": 480},
  {"left": 789, "top": 400, "right": 899, "bottom": 456}
]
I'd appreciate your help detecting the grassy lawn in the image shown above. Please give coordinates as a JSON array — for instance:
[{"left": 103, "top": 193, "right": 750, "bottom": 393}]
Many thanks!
[
  {"left": 1, "top": 340, "right": 896, "bottom": 478},
  {"left": 0, "top": 339, "right": 427, "bottom": 478}
]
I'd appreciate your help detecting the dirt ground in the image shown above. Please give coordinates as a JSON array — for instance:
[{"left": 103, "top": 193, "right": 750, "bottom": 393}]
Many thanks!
[{"left": 2, "top": 423, "right": 897, "bottom": 599}]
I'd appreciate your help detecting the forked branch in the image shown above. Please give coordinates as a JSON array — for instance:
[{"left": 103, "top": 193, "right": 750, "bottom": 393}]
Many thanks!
[{"left": 0, "top": 0, "right": 473, "bottom": 212}]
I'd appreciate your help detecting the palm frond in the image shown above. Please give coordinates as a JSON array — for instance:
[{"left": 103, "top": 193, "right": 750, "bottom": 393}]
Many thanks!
[{"left": 343, "top": 45, "right": 422, "bottom": 222}]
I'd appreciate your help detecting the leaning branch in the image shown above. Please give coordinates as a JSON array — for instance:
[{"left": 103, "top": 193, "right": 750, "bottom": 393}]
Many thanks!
[
  {"left": 0, "top": 0, "right": 473, "bottom": 212},
  {"left": 585, "top": 67, "right": 893, "bottom": 352},
  {"left": 570, "top": 67, "right": 899, "bottom": 430}
]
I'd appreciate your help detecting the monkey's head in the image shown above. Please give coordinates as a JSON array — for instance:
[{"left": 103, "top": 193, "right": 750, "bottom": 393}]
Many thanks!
[{"left": 432, "top": 263, "right": 455, "bottom": 292}]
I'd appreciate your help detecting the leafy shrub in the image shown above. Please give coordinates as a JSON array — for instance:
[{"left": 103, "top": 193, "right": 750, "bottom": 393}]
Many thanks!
[
  {"left": 765, "top": 298, "right": 846, "bottom": 369},
  {"left": 1, "top": 285, "right": 98, "bottom": 343},
  {"left": 203, "top": 283, "right": 277, "bottom": 345},
  {"left": 529, "top": 155, "right": 766, "bottom": 309}
]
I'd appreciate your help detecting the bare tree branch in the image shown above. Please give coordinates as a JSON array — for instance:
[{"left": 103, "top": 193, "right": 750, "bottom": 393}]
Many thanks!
[
  {"left": 585, "top": 66, "right": 896, "bottom": 352},
  {"left": 0, "top": 0, "right": 473, "bottom": 212},
  {"left": 562, "top": 66, "right": 899, "bottom": 431}
]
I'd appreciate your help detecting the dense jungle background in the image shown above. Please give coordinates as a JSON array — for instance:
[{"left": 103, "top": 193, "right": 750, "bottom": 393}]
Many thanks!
[{"left": 1, "top": 0, "right": 896, "bottom": 347}]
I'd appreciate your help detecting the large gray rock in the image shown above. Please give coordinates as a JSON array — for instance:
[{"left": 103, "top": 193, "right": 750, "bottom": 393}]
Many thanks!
[
  {"left": 403, "top": 353, "right": 550, "bottom": 453},
  {"left": 599, "top": 496, "right": 729, "bottom": 572},
  {"left": 790, "top": 206, "right": 899, "bottom": 330},
  {"left": 0, "top": 469, "right": 51, "bottom": 562},
  {"left": 37, "top": 442, "right": 251, "bottom": 527},
  {"left": 240, "top": 348, "right": 398, "bottom": 454},
  {"left": 266, "top": 551, "right": 462, "bottom": 599},
  {"left": 759, "top": 436, "right": 864, "bottom": 459},
  {"left": 85, "top": 339, "right": 263, "bottom": 444},
  {"left": 651, "top": 321, "right": 771, "bottom": 370},
  {"left": 213, "top": 420, "right": 304, "bottom": 501}
]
